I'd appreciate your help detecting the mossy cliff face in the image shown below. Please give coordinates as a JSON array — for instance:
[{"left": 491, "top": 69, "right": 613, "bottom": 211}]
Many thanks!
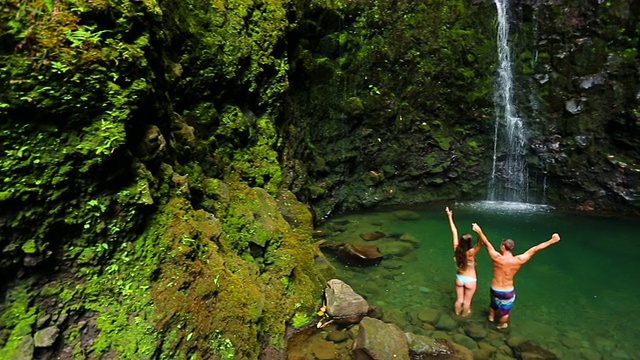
[
  {"left": 499, "top": 1, "right": 640, "bottom": 213},
  {"left": 0, "top": 0, "right": 325, "bottom": 358},
  {"left": 283, "top": 0, "right": 498, "bottom": 218}
]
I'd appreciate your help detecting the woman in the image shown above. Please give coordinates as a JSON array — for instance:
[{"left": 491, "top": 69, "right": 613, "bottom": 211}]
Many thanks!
[{"left": 445, "top": 207, "right": 482, "bottom": 317}]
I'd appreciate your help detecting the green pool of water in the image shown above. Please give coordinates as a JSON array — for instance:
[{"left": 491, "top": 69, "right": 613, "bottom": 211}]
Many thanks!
[{"left": 317, "top": 201, "right": 639, "bottom": 359}]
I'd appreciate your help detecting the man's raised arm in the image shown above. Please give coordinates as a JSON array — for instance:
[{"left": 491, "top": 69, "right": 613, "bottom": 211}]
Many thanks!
[
  {"left": 518, "top": 233, "right": 561, "bottom": 263},
  {"left": 472, "top": 223, "right": 500, "bottom": 259}
]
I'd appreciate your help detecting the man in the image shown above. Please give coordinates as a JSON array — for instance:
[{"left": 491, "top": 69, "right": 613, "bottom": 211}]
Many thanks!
[{"left": 471, "top": 223, "right": 560, "bottom": 329}]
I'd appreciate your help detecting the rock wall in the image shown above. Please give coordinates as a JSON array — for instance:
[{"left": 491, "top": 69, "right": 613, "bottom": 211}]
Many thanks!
[{"left": 512, "top": 0, "right": 640, "bottom": 213}]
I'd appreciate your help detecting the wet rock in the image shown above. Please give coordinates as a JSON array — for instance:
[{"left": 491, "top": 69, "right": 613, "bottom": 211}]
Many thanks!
[
  {"left": 446, "top": 340, "right": 475, "bottom": 360},
  {"left": 138, "top": 125, "right": 166, "bottom": 160},
  {"left": 578, "top": 348, "right": 603, "bottom": 360},
  {"left": 315, "top": 254, "right": 337, "bottom": 280},
  {"left": 463, "top": 321, "right": 488, "bottom": 340},
  {"left": 23, "top": 254, "right": 45, "bottom": 267},
  {"left": 574, "top": 135, "right": 590, "bottom": 148},
  {"left": 431, "top": 331, "right": 452, "bottom": 341},
  {"left": 54, "top": 311, "right": 69, "bottom": 327},
  {"left": 398, "top": 233, "right": 421, "bottom": 248},
  {"left": 36, "top": 314, "right": 51, "bottom": 329},
  {"left": 311, "top": 338, "right": 336, "bottom": 359},
  {"left": 559, "top": 333, "right": 582, "bottom": 348},
  {"left": 352, "top": 317, "right": 410, "bottom": 360},
  {"left": 325, "top": 328, "right": 349, "bottom": 343},
  {"left": 435, "top": 313, "right": 457, "bottom": 331},
  {"left": 276, "top": 189, "right": 314, "bottom": 231},
  {"left": 405, "top": 333, "right": 452, "bottom": 357},
  {"left": 321, "top": 243, "right": 383, "bottom": 266},
  {"left": 325, "top": 279, "right": 369, "bottom": 324},
  {"left": 416, "top": 308, "right": 440, "bottom": 325},
  {"left": 452, "top": 333, "right": 478, "bottom": 350},
  {"left": 361, "top": 307, "right": 381, "bottom": 323},
  {"left": 15, "top": 335, "right": 34, "bottom": 360},
  {"left": 565, "top": 98, "right": 582, "bottom": 114},
  {"left": 518, "top": 320, "right": 559, "bottom": 341},
  {"left": 34, "top": 326, "right": 60, "bottom": 347},
  {"left": 505, "top": 334, "right": 526, "bottom": 348},
  {"left": 377, "top": 241, "right": 414, "bottom": 258},
  {"left": 360, "top": 281, "right": 383, "bottom": 297},
  {"left": 381, "top": 259, "right": 405, "bottom": 270},
  {"left": 406, "top": 334, "right": 473, "bottom": 360},
  {"left": 476, "top": 342, "right": 498, "bottom": 359},
  {"left": 392, "top": 210, "right": 420, "bottom": 221},
  {"left": 579, "top": 74, "right": 606, "bottom": 89},
  {"left": 360, "top": 231, "right": 386, "bottom": 241},
  {"left": 380, "top": 307, "right": 410, "bottom": 329},
  {"left": 326, "top": 223, "right": 348, "bottom": 233},
  {"left": 534, "top": 73, "right": 549, "bottom": 84},
  {"left": 473, "top": 347, "right": 496, "bottom": 360},
  {"left": 512, "top": 341, "right": 558, "bottom": 360},
  {"left": 421, "top": 322, "right": 435, "bottom": 332}
]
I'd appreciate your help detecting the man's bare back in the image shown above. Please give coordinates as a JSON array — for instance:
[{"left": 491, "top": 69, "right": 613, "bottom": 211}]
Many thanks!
[{"left": 471, "top": 223, "right": 560, "bottom": 328}]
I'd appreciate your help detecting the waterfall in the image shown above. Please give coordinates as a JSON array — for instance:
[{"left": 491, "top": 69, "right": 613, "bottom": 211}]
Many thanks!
[{"left": 488, "top": 0, "right": 529, "bottom": 202}]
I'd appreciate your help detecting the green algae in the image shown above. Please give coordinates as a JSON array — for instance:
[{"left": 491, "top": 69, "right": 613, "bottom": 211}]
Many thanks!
[{"left": 0, "top": 281, "right": 37, "bottom": 359}]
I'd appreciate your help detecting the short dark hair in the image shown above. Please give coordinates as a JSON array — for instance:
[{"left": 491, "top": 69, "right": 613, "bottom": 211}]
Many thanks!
[{"left": 501, "top": 239, "right": 515, "bottom": 252}]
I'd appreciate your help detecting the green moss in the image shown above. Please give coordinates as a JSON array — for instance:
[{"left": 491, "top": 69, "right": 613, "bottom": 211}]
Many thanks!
[
  {"left": 208, "top": 109, "right": 284, "bottom": 195},
  {"left": 0, "top": 0, "right": 161, "bottom": 287},
  {"left": 20, "top": 239, "right": 37, "bottom": 254},
  {"left": 0, "top": 191, "right": 11, "bottom": 201},
  {"left": 210, "top": 331, "right": 236, "bottom": 359},
  {"left": 0, "top": 281, "right": 37, "bottom": 359}
]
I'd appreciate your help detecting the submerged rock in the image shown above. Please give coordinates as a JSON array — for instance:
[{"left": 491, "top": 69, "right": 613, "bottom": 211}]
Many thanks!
[
  {"left": 360, "top": 231, "right": 386, "bottom": 241},
  {"left": 392, "top": 210, "right": 421, "bottom": 221},
  {"left": 512, "top": 341, "right": 559, "bottom": 360},
  {"left": 321, "top": 243, "right": 383, "bottom": 266}
]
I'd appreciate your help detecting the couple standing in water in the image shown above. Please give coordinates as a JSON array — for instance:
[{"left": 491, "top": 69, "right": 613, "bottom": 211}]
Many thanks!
[{"left": 445, "top": 207, "right": 561, "bottom": 329}]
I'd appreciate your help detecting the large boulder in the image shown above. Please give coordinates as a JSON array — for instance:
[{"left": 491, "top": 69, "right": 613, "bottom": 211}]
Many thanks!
[
  {"left": 325, "top": 279, "right": 370, "bottom": 324},
  {"left": 34, "top": 326, "right": 60, "bottom": 348},
  {"left": 352, "top": 317, "right": 410, "bottom": 360}
]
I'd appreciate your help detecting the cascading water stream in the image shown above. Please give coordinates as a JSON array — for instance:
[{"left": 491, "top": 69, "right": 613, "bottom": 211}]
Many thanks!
[{"left": 488, "top": 0, "right": 529, "bottom": 203}]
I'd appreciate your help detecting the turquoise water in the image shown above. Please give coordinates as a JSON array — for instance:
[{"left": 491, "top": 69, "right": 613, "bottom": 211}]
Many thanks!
[{"left": 317, "top": 201, "right": 640, "bottom": 359}]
